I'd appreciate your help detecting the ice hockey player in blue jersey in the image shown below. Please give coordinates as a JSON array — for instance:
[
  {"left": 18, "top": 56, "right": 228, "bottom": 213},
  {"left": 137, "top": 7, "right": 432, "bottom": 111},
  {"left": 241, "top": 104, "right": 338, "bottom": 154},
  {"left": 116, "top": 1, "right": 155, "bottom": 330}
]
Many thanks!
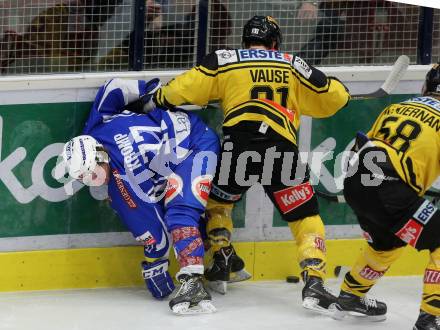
[{"left": 61, "top": 78, "right": 220, "bottom": 315}]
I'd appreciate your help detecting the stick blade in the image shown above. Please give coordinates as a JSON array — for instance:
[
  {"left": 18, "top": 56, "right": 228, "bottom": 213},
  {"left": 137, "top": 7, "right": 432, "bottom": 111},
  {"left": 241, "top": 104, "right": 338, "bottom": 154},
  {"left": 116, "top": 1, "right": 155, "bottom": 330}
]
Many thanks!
[{"left": 380, "top": 55, "right": 410, "bottom": 94}]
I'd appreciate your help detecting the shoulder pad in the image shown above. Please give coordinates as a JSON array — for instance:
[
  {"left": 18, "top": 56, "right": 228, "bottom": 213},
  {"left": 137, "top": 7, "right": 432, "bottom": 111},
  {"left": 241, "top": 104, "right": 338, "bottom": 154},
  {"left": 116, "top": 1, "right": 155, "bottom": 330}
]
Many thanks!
[{"left": 199, "top": 52, "right": 220, "bottom": 70}]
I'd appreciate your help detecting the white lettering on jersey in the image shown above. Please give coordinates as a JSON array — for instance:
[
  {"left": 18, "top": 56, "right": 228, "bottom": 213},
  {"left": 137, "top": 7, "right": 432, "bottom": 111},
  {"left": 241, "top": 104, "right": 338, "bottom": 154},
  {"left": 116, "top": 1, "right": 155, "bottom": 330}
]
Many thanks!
[
  {"left": 238, "top": 49, "right": 291, "bottom": 64},
  {"left": 114, "top": 133, "right": 142, "bottom": 171},
  {"left": 409, "top": 97, "right": 440, "bottom": 113},
  {"left": 413, "top": 200, "right": 437, "bottom": 225},
  {"left": 167, "top": 111, "right": 191, "bottom": 159}
]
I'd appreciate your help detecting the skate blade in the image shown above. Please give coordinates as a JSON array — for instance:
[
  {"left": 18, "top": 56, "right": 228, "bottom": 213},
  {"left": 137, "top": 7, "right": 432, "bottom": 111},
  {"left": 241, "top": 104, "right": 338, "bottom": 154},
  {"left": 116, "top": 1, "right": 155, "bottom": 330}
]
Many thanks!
[
  {"left": 207, "top": 280, "right": 227, "bottom": 295},
  {"left": 302, "top": 297, "right": 345, "bottom": 320},
  {"left": 341, "top": 311, "right": 387, "bottom": 322},
  {"left": 228, "top": 269, "right": 252, "bottom": 283},
  {"left": 171, "top": 300, "right": 217, "bottom": 315}
]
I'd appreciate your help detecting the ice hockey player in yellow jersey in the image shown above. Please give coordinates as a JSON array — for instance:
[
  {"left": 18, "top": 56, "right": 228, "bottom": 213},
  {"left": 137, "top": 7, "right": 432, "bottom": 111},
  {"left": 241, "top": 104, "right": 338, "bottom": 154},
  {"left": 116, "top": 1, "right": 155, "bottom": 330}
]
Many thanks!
[
  {"left": 337, "top": 64, "right": 440, "bottom": 329},
  {"left": 150, "top": 15, "right": 350, "bottom": 315}
]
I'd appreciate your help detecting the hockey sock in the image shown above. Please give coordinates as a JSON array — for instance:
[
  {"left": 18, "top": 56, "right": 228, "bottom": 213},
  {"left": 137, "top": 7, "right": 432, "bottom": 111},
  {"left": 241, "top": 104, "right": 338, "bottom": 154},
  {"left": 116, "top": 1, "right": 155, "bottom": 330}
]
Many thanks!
[
  {"left": 421, "top": 247, "right": 440, "bottom": 315},
  {"left": 171, "top": 226, "right": 205, "bottom": 269},
  {"left": 206, "top": 198, "right": 234, "bottom": 252},
  {"left": 288, "top": 215, "right": 327, "bottom": 280},
  {"left": 341, "top": 243, "right": 404, "bottom": 297}
]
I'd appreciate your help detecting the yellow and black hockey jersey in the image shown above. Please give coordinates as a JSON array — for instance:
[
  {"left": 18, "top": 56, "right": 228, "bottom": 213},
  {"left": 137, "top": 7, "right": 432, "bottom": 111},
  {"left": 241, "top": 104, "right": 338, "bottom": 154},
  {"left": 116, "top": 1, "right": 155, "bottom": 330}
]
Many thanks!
[
  {"left": 154, "top": 48, "right": 350, "bottom": 145},
  {"left": 368, "top": 96, "right": 440, "bottom": 195}
]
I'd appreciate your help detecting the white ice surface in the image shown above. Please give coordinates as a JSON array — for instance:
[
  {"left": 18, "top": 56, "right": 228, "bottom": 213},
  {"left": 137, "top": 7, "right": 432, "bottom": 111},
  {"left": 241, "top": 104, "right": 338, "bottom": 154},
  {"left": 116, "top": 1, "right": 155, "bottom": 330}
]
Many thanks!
[{"left": 0, "top": 276, "right": 423, "bottom": 330}]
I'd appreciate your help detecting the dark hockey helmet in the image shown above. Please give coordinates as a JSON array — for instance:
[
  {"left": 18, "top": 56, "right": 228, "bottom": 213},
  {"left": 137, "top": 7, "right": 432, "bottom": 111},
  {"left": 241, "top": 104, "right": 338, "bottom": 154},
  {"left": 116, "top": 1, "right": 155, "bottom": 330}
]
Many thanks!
[
  {"left": 242, "top": 15, "right": 282, "bottom": 50},
  {"left": 422, "top": 63, "right": 440, "bottom": 96}
]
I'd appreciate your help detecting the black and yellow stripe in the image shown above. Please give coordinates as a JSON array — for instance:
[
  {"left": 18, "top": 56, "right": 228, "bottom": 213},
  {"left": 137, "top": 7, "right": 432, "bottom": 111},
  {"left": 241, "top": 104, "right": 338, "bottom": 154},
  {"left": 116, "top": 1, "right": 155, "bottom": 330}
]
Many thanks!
[
  {"left": 223, "top": 99, "right": 298, "bottom": 144},
  {"left": 423, "top": 293, "right": 440, "bottom": 309},
  {"left": 300, "top": 258, "right": 326, "bottom": 272},
  {"left": 343, "top": 272, "right": 374, "bottom": 295}
]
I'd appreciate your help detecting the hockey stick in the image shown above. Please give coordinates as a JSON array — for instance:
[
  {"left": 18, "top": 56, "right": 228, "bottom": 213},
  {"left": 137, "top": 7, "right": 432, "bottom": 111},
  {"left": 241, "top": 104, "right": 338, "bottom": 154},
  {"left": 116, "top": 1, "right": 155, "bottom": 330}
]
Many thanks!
[
  {"left": 312, "top": 55, "right": 416, "bottom": 203},
  {"left": 315, "top": 189, "right": 440, "bottom": 204},
  {"left": 351, "top": 55, "right": 410, "bottom": 100}
]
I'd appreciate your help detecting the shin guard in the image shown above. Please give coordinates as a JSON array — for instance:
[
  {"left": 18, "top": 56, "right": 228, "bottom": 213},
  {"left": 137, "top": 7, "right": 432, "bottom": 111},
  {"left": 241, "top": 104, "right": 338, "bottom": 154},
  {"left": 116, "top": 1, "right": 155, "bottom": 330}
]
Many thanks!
[
  {"left": 171, "top": 226, "right": 204, "bottom": 271},
  {"left": 341, "top": 243, "right": 404, "bottom": 297},
  {"left": 421, "top": 248, "right": 440, "bottom": 316},
  {"left": 206, "top": 198, "right": 234, "bottom": 252},
  {"left": 289, "top": 215, "right": 327, "bottom": 280}
]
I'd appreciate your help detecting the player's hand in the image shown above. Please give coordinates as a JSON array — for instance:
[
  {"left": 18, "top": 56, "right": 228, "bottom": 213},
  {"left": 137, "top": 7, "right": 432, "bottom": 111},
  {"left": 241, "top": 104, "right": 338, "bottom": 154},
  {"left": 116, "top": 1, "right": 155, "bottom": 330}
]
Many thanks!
[
  {"left": 142, "top": 97, "right": 156, "bottom": 113},
  {"left": 124, "top": 78, "right": 161, "bottom": 113},
  {"left": 142, "top": 259, "right": 175, "bottom": 299},
  {"left": 142, "top": 78, "right": 161, "bottom": 113}
]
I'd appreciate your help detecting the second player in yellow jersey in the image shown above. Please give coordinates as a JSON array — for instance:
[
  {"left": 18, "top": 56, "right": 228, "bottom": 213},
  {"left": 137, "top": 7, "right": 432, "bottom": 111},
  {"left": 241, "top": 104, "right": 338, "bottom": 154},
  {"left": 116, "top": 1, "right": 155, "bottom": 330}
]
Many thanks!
[
  {"left": 368, "top": 96, "right": 440, "bottom": 194},
  {"left": 336, "top": 64, "right": 440, "bottom": 329}
]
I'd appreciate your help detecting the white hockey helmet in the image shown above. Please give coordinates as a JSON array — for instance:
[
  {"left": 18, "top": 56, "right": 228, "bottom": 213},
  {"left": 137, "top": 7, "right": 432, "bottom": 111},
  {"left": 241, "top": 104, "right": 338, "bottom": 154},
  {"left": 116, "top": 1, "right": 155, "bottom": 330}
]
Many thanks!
[{"left": 62, "top": 135, "right": 109, "bottom": 180}]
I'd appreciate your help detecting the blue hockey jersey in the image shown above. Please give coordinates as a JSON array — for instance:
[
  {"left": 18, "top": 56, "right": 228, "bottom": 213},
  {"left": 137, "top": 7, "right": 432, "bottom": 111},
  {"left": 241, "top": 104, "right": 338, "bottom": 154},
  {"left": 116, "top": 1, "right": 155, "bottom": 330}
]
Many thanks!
[{"left": 82, "top": 78, "right": 219, "bottom": 257}]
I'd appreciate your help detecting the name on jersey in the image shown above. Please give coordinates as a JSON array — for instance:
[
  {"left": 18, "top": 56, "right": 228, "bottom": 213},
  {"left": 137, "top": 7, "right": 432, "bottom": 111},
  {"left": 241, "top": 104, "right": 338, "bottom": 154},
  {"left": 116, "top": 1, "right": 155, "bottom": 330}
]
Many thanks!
[
  {"left": 384, "top": 105, "right": 440, "bottom": 132},
  {"left": 250, "top": 69, "right": 289, "bottom": 84},
  {"left": 238, "top": 49, "right": 292, "bottom": 63},
  {"left": 114, "top": 133, "right": 142, "bottom": 171}
]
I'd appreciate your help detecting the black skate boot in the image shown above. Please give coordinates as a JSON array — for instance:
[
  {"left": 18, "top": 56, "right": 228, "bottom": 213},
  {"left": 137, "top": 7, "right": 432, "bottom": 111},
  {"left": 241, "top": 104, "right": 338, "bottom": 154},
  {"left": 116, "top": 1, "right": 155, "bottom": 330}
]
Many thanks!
[
  {"left": 169, "top": 272, "right": 216, "bottom": 315},
  {"left": 230, "top": 247, "right": 251, "bottom": 283},
  {"left": 337, "top": 290, "right": 387, "bottom": 321},
  {"left": 413, "top": 310, "right": 440, "bottom": 330},
  {"left": 205, "top": 245, "right": 251, "bottom": 294},
  {"left": 302, "top": 275, "right": 343, "bottom": 319}
]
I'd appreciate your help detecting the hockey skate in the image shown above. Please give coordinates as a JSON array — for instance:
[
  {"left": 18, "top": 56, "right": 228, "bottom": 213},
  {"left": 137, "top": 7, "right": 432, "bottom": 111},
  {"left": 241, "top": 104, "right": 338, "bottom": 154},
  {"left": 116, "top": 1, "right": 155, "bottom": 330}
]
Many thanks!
[
  {"left": 337, "top": 290, "right": 387, "bottom": 321},
  {"left": 413, "top": 310, "right": 440, "bottom": 330},
  {"left": 204, "top": 245, "right": 251, "bottom": 294},
  {"left": 169, "top": 272, "right": 216, "bottom": 315},
  {"left": 230, "top": 248, "right": 252, "bottom": 283},
  {"left": 302, "top": 275, "right": 343, "bottom": 319}
]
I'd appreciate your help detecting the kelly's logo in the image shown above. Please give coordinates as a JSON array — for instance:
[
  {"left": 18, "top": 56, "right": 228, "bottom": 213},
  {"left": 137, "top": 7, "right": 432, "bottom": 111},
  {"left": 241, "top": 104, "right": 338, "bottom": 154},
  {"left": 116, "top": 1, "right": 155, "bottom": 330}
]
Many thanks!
[{"left": 273, "top": 182, "right": 314, "bottom": 214}]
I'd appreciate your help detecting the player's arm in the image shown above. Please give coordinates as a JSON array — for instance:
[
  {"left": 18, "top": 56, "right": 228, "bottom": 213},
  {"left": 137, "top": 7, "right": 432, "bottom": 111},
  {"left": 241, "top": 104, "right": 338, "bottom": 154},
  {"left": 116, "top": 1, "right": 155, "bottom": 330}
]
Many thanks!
[
  {"left": 291, "top": 56, "right": 350, "bottom": 118},
  {"left": 154, "top": 52, "right": 219, "bottom": 108},
  {"left": 93, "top": 78, "right": 161, "bottom": 116},
  {"left": 83, "top": 78, "right": 162, "bottom": 133},
  {"left": 92, "top": 78, "right": 142, "bottom": 116},
  {"left": 84, "top": 78, "right": 142, "bottom": 132}
]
